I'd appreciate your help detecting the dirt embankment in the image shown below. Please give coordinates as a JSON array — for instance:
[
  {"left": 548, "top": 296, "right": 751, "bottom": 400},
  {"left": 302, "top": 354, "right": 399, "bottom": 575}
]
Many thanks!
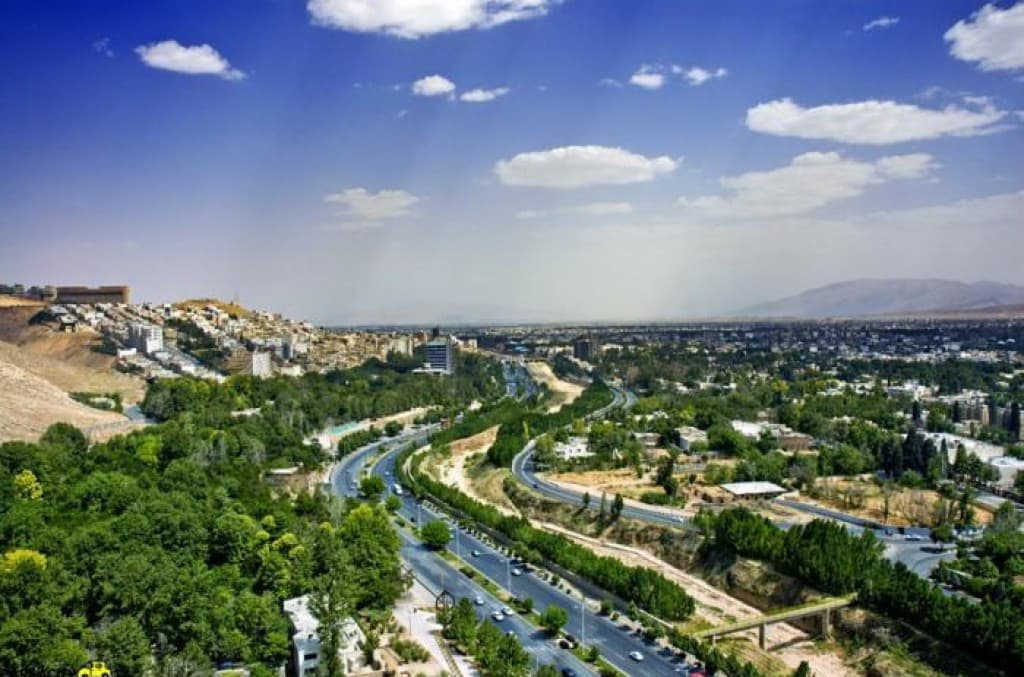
[
  {"left": 0, "top": 360, "right": 129, "bottom": 442},
  {"left": 0, "top": 307, "right": 145, "bottom": 402},
  {"left": 526, "top": 362, "right": 583, "bottom": 413},
  {"left": 424, "top": 426, "right": 520, "bottom": 516}
]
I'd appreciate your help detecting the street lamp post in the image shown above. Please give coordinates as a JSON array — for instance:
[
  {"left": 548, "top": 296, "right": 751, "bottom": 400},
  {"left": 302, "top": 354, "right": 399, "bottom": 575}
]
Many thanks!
[{"left": 580, "top": 593, "right": 586, "bottom": 647}]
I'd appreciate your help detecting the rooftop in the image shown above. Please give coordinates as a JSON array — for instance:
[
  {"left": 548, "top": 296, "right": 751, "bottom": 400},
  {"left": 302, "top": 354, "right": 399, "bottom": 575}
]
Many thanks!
[{"left": 721, "top": 481, "right": 787, "bottom": 497}]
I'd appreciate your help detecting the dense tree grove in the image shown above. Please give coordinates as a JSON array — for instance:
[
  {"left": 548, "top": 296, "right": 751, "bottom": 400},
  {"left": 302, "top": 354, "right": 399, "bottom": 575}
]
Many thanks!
[
  {"left": 0, "top": 421, "right": 408, "bottom": 674},
  {"left": 702, "top": 507, "right": 1024, "bottom": 671},
  {"left": 0, "top": 356, "right": 508, "bottom": 674}
]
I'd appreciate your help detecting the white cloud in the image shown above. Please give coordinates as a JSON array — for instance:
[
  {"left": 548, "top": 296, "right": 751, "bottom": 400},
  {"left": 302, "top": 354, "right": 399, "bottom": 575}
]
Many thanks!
[
  {"left": 945, "top": 2, "right": 1024, "bottom": 72},
  {"left": 681, "top": 66, "right": 727, "bottom": 86},
  {"left": 598, "top": 78, "right": 623, "bottom": 88},
  {"left": 307, "top": 0, "right": 560, "bottom": 39},
  {"left": 630, "top": 66, "right": 665, "bottom": 90},
  {"left": 864, "top": 16, "right": 900, "bottom": 31},
  {"left": 460, "top": 87, "right": 510, "bottom": 102},
  {"left": 135, "top": 40, "right": 244, "bottom": 80},
  {"left": 679, "top": 151, "right": 938, "bottom": 218},
  {"left": 412, "top": 74, "right": 456, "bottom": 96},
  {"left": 746, "top": 97, "right": 1008, "bottom": 144},
  {"left": 495, "top": 145, "right": 678, "bottom": 189},
  {"left": 517, "top": 202, "right": 634, "bottom": 219},
  {"left": 324, "top": 188, "right": 419, "bottom": 221}
]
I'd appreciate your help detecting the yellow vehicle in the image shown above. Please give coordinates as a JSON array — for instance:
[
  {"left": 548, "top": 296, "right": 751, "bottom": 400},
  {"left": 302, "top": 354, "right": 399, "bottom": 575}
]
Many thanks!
[{"left": 77, "top": 661, "right": 112, "bottom": 677}]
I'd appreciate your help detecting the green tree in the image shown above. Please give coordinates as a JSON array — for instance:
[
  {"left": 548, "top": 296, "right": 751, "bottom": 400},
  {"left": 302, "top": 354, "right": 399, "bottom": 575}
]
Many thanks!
[
  {"left": 95, "top": 617, "right": 152, "bottom": 676},
  {"left": 421, "top": 520, "right": 452, "bottom": 550},
  {"left": 385, "top": 494, "right": 402, "bottom": 513},
  {"left": 539, "top": 605, "right": 568, "bottom": 635},
  {"left": 360, "top": 475, "right": 386, "bottom": 501}
]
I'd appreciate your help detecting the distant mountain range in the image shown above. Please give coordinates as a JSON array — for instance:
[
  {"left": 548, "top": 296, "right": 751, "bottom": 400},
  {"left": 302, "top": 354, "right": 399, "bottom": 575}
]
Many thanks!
[{"left": 741, "top": 279, "right": 1024, "bottom": 318}]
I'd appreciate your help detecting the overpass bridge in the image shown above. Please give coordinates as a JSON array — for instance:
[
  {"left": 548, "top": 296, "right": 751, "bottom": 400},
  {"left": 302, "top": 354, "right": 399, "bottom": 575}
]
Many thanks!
[{"left": 695, "top": 594, "right": 856, "bottom": 650}]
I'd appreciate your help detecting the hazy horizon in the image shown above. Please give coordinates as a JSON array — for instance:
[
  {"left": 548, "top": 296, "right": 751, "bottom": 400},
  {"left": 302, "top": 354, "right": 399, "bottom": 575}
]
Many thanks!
[{"left": 3, "top": 1, "right": 1024, "bottom": 325}]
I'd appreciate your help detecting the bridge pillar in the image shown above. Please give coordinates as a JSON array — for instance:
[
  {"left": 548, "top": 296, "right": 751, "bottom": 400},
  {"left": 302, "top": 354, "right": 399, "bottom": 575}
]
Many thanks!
[
  {"left": 758, "top": 623, "right": 766, "bottom": 651},
  {"left": 822, "top": 608, "right": 832, "bottom": 640}
]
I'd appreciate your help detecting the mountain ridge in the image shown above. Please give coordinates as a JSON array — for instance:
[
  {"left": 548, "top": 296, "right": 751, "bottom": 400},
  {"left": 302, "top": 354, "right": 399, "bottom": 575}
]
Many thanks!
[{"left": 741, "top": 278, "right": 1024, "bottom": 318}]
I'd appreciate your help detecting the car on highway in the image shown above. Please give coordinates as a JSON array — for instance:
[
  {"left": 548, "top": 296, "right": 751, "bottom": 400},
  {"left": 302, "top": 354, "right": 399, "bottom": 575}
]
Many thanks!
[
  {"left": 629, "top": 651, "right": 645, "bottom": 661},
  {"left": 491, "top": 610, "right": 505, "bottom": 621},
  {"left": 474, "top": 596, "right": 485, "bottom": 605},
  {"left": 502, "top": 606, "right": 514, "bottom": 616},
  {"left": 905, "top": 533, "right": 923, "bottom": 541},
  {"left": 472, "top": 549, "right": 481, "bottom": 557},
  {"left": 512, "top": 568, "right": 523, "bottom": 576},
  {"left": 561, "top": 669, "right": 578, "bottom": 677}
]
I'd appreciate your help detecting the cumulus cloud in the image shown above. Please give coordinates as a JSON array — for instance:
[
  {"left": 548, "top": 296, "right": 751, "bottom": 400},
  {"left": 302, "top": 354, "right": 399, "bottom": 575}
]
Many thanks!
[
  {"left": 680, "top": 66, "right": 728, "bottom": 86},
  {"left": 460, "top": 87, "right": 510, "bottom": 102},
  {"left": 412, "top": 74, "right": 456, "bottom": 96},
  {"left": 630, "top": 66, "right": 666, "bottom": 90},
  {"left": 307, "top": 0, "right": 560, "bottom": 39},
  {"left": 945, "top": 2, "right": 1024, "bottom": 72},
  {"left": 679, "top": 151, "right": 938, "bottom": 219},
  {"left": 864, "top": 16, "right": 900, "bottom": 31},
  {"left": 746, "top": 97, "right": 1008, "bottom": 144},
  {"left": 495, "top": 145, "right": 678, "bottom": 189},
  {"left": 324, "top": 188, "right": 419, "bottom": 222},
  {"left": 517, "top": 202, "right": 633, "bottom": 219},
  {"left": 135, "top": 40, "right": 245, "bottom": 80}
]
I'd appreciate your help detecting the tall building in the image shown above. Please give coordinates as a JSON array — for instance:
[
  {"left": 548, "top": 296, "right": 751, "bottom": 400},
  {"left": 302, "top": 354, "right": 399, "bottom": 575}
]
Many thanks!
[
  {"left": 425, "top": 338, "right": 453, "bottom": 374},
  {"left": 573, "top": 336, "right": 599, "bottom": 362},
  {"left": 128, "top": 323, "right": 163, "bottom": 355}
]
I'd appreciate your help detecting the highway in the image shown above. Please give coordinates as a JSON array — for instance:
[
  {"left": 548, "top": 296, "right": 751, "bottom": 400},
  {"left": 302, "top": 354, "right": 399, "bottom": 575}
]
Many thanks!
[
  {"left": 331, "top": 431, "right": 600, "bottom": 676},
  {"left": 369, "top": 444, "right": 691, "bottom": 677}
]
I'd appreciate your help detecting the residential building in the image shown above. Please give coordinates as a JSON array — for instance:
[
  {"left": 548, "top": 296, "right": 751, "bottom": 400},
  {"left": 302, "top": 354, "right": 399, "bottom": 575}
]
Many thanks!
[
  {"left": 128, "top": 323, "right": 164, "bottom": 355},
  {"left": 283, "top": 595, "right": 367, "bottom": 677},
  {"left": 553, "top": 437, "right": 593, "bottom": 460},
  {"left": 251, "top": 351, "right": 273, "bottom": 378}
]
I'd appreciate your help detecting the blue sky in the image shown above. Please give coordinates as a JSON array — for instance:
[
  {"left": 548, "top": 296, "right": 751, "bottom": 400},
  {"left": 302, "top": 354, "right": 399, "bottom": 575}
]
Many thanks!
[{"left": 2, "top": 1, "right": 1024, "bottom": 323}]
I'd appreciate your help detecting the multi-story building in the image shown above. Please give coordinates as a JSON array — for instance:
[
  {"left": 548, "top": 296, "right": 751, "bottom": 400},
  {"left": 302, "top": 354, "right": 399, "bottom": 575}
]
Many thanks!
[
  {"left": 283, "top": 595, "right": 367, "bottom": 677},
  {"left": 573, "top": 336, "right": 599, "bottom": 362},
  {"left": 251, "top": 351, "right": 273, "bottom": 378},
  {"left": 425, "top": 338, "right": 453, "bottom": 374},
  {"left": 128, "top": 323, "right": 163, "bottom": 355}
]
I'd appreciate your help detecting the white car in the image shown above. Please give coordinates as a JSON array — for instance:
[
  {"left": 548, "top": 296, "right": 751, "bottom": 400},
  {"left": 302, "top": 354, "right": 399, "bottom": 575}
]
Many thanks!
[
  {"left": 629, "top": 651, "right": 644, "bottom": 662},
  {"left": 512, "top": 568, "right": 523, "bottom": 576},
  {"left": 474, "top": 596, "right": 485, "bottom": 606},
  {"left": 502, "top": 606, "right": 514, "bottom": 616},
  {"left": 491, "top": 611, "right": 505, "bottom": 622}
]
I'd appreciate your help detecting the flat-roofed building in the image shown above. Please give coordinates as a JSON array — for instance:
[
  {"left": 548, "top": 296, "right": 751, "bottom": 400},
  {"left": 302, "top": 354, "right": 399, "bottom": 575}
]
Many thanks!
[
  {"left": 55, "top": 285, "right": 130, "bottom": 304},
  {"left": 720, "top": 481, "right": 787, "bottom": 499},
  {"left": 425, "top": 338, "right": 453, "bottom": 374}
]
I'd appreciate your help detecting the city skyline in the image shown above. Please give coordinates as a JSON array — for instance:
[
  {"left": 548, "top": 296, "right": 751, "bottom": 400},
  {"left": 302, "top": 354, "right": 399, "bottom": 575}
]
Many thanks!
[{"left": 2, "top": 1, "right": 1024, "bottom": 324}]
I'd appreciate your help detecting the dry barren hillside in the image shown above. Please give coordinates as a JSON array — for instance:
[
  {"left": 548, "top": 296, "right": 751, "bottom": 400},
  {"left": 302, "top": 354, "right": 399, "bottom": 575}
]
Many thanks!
[
  {"left": 0, "top": 306, "right": 144, "bottom": 402},
  {"left": 0, "top": 360, "right": 127, "bottom": 442}
]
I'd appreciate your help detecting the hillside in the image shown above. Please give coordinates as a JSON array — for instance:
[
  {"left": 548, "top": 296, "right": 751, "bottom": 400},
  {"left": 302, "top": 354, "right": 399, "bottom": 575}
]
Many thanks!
[
  {"left": 742, "top": 279, "right": 1024, "bottom": 318},
  {"left": 0, "top": 359, "right": 129, "bottom": 442},
  {"left": 0, "top": 306, "right": 145, "bottom": 402}
]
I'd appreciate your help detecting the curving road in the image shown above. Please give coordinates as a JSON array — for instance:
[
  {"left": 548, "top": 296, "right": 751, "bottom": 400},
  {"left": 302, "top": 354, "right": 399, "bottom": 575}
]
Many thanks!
[
  {"left": 512, "top": 385, "right": 955, "bottom": 580},
  {"left": 369, "top": 443, "right": 692, "bottom": 677}
]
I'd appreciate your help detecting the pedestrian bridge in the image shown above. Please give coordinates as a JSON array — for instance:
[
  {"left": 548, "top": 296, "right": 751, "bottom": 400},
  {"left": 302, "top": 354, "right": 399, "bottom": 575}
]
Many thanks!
[{"left": 695, "top": 594, "right": 856, "bottom": 650}]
